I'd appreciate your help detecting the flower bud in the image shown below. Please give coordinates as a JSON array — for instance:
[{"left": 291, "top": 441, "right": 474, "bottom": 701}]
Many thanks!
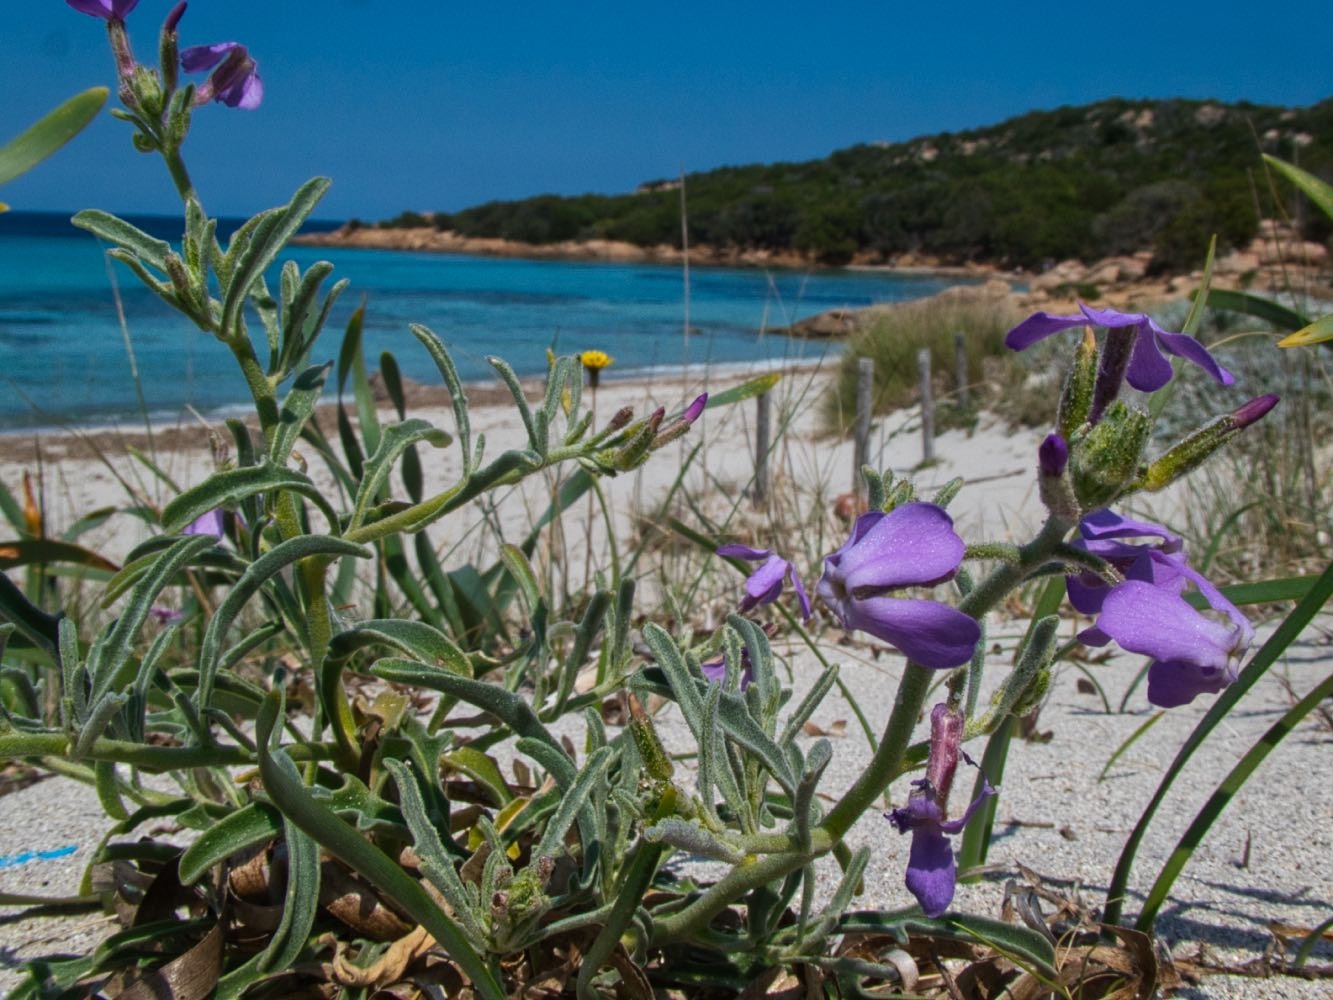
[
  {"left": 159, "top": 2, "right": 187, "bottom": 92},
  {"left": 1070, "top": 402, "right": 1150, "bottom": 509},
  {"left": 924, "top": 703, "right": 964, "bottom": 803},
  {"left": 604, "top": 406, "right": 633, "bottom": 434},
  {"left": 651, "top": 393, "right": 709, "bottom": 448},
  {"left": 612, "top": 407, "right": 665, "bottom": 470},
  {"left": 1057, "top": 327, "right": 1097, "bottom": 437},
  {"left": 1134, "top": 395, "right": 1280, "bottom": 492},
  {"left": 1037, "top": 433, "right": 1079, "bottom": 521},
  {"left": 628, "top": 694, "right": 674, "bottom": 781},
  {"left": 1090, "top": 325, "right": 1135, "bottom": 424}
]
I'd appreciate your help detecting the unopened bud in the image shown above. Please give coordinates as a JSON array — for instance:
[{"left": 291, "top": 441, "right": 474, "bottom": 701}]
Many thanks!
[
  {"left": 924, "top": 703, "right": 964, "bottom": 804},
  {"left": 1070, "top": 402, "right": 1150, "bottom": 508},
  {"left": 613, "top": 408, "right": 664, "bottom": 470},
  {"left": 650, "top": 393, "right": 709, "bottom": 448},
  {"left": 160, "top": 2, "right": 187, "bottom": 92},
  {"left": 1037, "top": 433, "right": 1079, "bottom": 520},
  {"left": 628, "top": 694, "right": 674, "bottom": 781},
  {"left": 1090, "top": 325, "right": 1135, "bottom": 424},
  {"left": 1135, "top": 395, "right": 1281, "bottom": 492},
  {"left": 1057, "top": 327, "right": 1097, "bottom": 437},
  {"left": 604, "top": 406, "right": 633, "bottom": 434},
  {"left": 1038, "top": 433, "right": 1068, "bottom": 477}
]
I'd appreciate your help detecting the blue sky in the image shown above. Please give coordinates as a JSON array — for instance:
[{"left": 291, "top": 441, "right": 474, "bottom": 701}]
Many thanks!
[{"left": 4, "top": 0, "right": 1331, "bottom": 220}]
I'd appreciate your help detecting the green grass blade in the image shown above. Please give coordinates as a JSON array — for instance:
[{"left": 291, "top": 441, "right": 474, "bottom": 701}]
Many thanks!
[
  {"left": 1200, "top": 288, "right": 1309, "bottom": 332},
  {"left": 1104, "top": 559, "right": 1333, "bottom": 926},
  {"left": 1263, "top": 154, "right": 1333, "bottom": 221},
  {"left": 1136, "top": 670, "right": 1333, "bottom": 930},
  {"left": 1097, "top": 710, "right": 1164, "bottom": 782}
]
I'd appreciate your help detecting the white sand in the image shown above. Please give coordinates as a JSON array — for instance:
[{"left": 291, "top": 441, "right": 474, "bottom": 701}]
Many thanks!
[{"left": 1, "top": 364, "right": 1328, "bottom": 996}]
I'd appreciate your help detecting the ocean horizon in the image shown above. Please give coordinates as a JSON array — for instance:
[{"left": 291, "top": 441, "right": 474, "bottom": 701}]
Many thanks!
[{"left": 0, "top": 211, "right": 977, "bottom": 432}]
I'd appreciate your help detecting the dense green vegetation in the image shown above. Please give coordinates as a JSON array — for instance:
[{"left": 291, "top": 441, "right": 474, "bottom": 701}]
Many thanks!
[{"left": 377, "top": 97, "right": 1333, "bottom": 271}]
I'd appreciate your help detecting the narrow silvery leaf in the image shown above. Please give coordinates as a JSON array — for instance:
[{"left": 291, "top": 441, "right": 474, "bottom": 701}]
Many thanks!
[
  {"left": 72, "top": 692, "right": 127, "bottom": 758},
  {"left": 793, "top": 738, "right": 832, "bottom": 849},
  {"left": 641, "top": 623, "right": 706, "bottom": 745},
  {"left": 162, "top": 463, "right": 340, "bottom": 537},
  {"left": 179, "top": 803, "right": 283, "bottom": 885},
  {"left": 409, "top": 324, "right": 472, "bottom": 474},
  {"left": 349, "top": 419, "right": 451, "bottom": 530},
  {"left": 328, "top": 619, "right": 470, "bottom": 676},
  {"left": 270, "top": 362, "right": 332, "bottom": 464},
  {"left": 535, "top": 745, "right": 612, "bottom": 859},
  {"left": 487, "top": 355, "right": 539, "bottom": 452},
  {"left": 71, "top": 209, "right": 170, "bottom": 271},
  {"left": 644, "top": 818, "right": 743, "bottom": 863},
  {"left": 384, "top": 758, "right": 486, "bottom": 940},
  {"left": 779, "top": 664, "right": 840, "bottom": 745}
]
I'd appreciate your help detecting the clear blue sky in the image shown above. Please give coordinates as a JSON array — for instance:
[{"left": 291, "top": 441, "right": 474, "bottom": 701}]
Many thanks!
[{"left": 5, "top": 0, "right": 1331, "bottom": 220}]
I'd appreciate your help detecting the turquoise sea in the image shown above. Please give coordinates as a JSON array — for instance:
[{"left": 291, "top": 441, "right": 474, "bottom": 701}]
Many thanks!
[{"left": 0, "top": 212, "right": 973, "bottom": 430}]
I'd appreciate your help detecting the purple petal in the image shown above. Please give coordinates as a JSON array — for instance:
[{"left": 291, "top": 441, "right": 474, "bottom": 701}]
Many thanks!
[
  {"left": 1039, "top": 434, "right": 1068, "bottom": 478},
  {"left": 1079, "top": 510, "right": 1181, "bottom": 550},
  {"left": 700, "top": 656, "right": 726, "bottom": 683},
  {"left": 1078, "top": 303, "right": 1149, "bottom": 329},
  {"left": 904, "top": 825, "right": 957, "bottom": 918},
  {"left": 842, "top": 597, "right": 980, "bottom": 669},
  {"left": 789, "top": 565, "right": 812, "bottom": 621},
  {"left": 741, "top": 555, "right": 789, "bottom": 608},
  {"left": 1151, "top": 327, "right": 1236, "bottom": 386},
  {"left": 66, "top": 0, "right": 139, "bottom": 19},
  {"left": 681, "top": 393, "right": 707, "bottom": 425},
  {"left": 834, "top": 503, "right": 965, "bottom": 594},
  {"left": 938, "top": 776, "right": 997, "bottom": 835},
  {"left": 218, "top": 68, "right": 263, "bottom": 110},
  {"left": 181, "top": 41, "right": 238, "bottom": 72},
  {"left": 717, "top": 543, "right": 770, "bottom": 561},
  {"left": 1097, "top": 581, "right": 1240, "bottom": 668},
  {"left": 1124, "top": 323, "right": 1175, "bottom": 393},
  {"left": 183, "top": 508, "right": 225, "bottom": 539},
  {"left": 1003, "top": 311, "right": 1085, "bottom": 351},
  {"left": 1147, "top": 657, "right": 1237, "bottom": 708}
]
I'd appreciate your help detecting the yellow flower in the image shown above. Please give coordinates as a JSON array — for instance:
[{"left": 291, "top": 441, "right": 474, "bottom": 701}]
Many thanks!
[{"left": 579, "top": 349, "right": 613, "bottom": 371}]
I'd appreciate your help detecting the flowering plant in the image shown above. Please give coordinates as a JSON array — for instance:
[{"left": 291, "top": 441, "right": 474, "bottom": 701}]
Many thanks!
[{"left": 0, "top": 5, "right": 1326, "bottom": 999}]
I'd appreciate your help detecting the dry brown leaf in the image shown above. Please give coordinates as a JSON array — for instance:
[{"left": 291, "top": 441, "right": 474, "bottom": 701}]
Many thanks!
[{"left": 332, "top": 924, "right": 434, "bottom": 989}]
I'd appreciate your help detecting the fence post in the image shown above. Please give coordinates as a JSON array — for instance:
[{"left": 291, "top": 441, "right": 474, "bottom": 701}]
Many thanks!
[
  {"left": 754, "top": 389, "right": 770, "bottom": 506},
  {"left": 954, "top": 331, "right": 968, "bottom": 410},
  {"left": 853, "top": 357, "right": 874, "bottom": 495},
  {"left": 918, "top": 347, "right": 935, "bottom": 465}
]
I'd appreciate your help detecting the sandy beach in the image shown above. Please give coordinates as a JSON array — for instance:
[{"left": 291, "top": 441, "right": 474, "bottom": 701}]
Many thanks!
[{"left": 1, "top": 362, "right": 1329, "bottom": 997}]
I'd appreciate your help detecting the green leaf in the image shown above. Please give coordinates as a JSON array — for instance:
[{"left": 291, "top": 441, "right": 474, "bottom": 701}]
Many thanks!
[
  {"left": 350, "top": 419, "right": 450, "bottom": 530},
  {"left": 383, "top": 758, "right": 486, "bottom": 940},
  {"left": 179, "top": 802, "right": 282, "bottom": 884},
  {"left": 269, "top": 361, "right": 332, "bottom": 464},
  {"left": 1277, "top": 312, "right": 1333, "bottom": 348},
  {"left": 834, "top": 910, "right": 1058, "bottom": 977},
  {"left": 534, "top": 744, "right": 612, "bottom": 859},
  {"left": 705, "top": 371, "right": 782, "bottom": 409},
  {"left": 410, "top": 324, "right": 473, "bottom": 473},
  {"left": 0, "top": 570, "right": 61, "bottom": 652},
  {"left": 1184, "top": 574, "right": 1319, "bottom": 609},
  {"left": 71, "top": 210, "right": 173, "bottom": 273},
  {"left": 220, "top": 177, "right": 331, "bottom": 338},
  {"left": 0, "top": 87, "right": 107, "bottom": 187},
  {"left": 254, "top": 691, "right": 503, "bottom": 1000},
  {"left": 1200, "top": 288, "right": 1309, "bottom": 333},
  {"left": 328, "top": 619, "right": 471, "bottom": 675},
  {"left": 162, "top": 463, "right": 340, "bottom": 536},
  {"left": 0, "top": 539, "right": 117, "bottom": 573},
  {"left": 487, "top": 355, "right": 540, "bottom": 453},
  {"left": 444, "top": 746, "right": 514, "bottom": 806},
  {"left": 1098, "top": 711, "right": 1164, "bottom": 782},
  {"left": 1263, "top": 153, "right": 1333, "bottom": 221}
]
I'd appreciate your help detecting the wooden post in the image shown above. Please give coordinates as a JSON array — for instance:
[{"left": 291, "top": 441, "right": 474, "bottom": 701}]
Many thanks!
[
  {"left": 853, "top": 357, "right": 874, "bottom": 495},
  {"left": 754, "top": 390, "right": 770, "bottom": 505},
  {"left": 954, "top": 331, "right": 968, "bottom": 410},
  {"left": 918, "top": 347, "right": 935, "bottom": 464}
]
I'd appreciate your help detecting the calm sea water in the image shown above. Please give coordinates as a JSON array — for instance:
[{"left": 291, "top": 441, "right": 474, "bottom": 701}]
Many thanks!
[{"left": 0, "top": 211, "right": 970, "bottom": 430}]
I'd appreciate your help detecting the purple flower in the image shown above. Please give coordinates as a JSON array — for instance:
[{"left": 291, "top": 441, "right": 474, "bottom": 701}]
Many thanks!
[
  {"left": 183, "top": 508, "right": 225, "bottom": 539},
  {"left": 1038, "top": 433, "right": 1068, "bottom": 478},
  {"left": 1005, "top": 303, "right": 1235, "bottom": 393},
  {"left": 1096, "top": 576, "right": 1253, "bottom": 709},
  {"left": 716, "top": 544, "right": 811, "bottom": 621},
  {"left": 1066, "top": 510, "right": 1188, "bottom": 646},
  {"left": 887, "top": 704, "right": 995, "bottom": 917},
  {"left": 816, "top": 503, "right": 979, "bottom": 669},
  {"left": 700, "top": 649, "right": 752, "bottom": 689},
  {"left": 182, "top": 42, "right": 263, "bottom": 109},
  {"left": 66, "top": 0, "right": 139, "bottom": 20},
  {"left": 149, "top": 606, "right": 186, "bottom": 625}
]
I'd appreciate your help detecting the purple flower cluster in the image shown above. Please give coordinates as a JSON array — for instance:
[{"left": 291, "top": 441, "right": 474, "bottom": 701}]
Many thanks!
[
  {"left": 1069, "top": 510, "right": 1253, "bottom": 708},
  {"left": 66, "top": 0, "right": 263, "bottom": 110}
]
